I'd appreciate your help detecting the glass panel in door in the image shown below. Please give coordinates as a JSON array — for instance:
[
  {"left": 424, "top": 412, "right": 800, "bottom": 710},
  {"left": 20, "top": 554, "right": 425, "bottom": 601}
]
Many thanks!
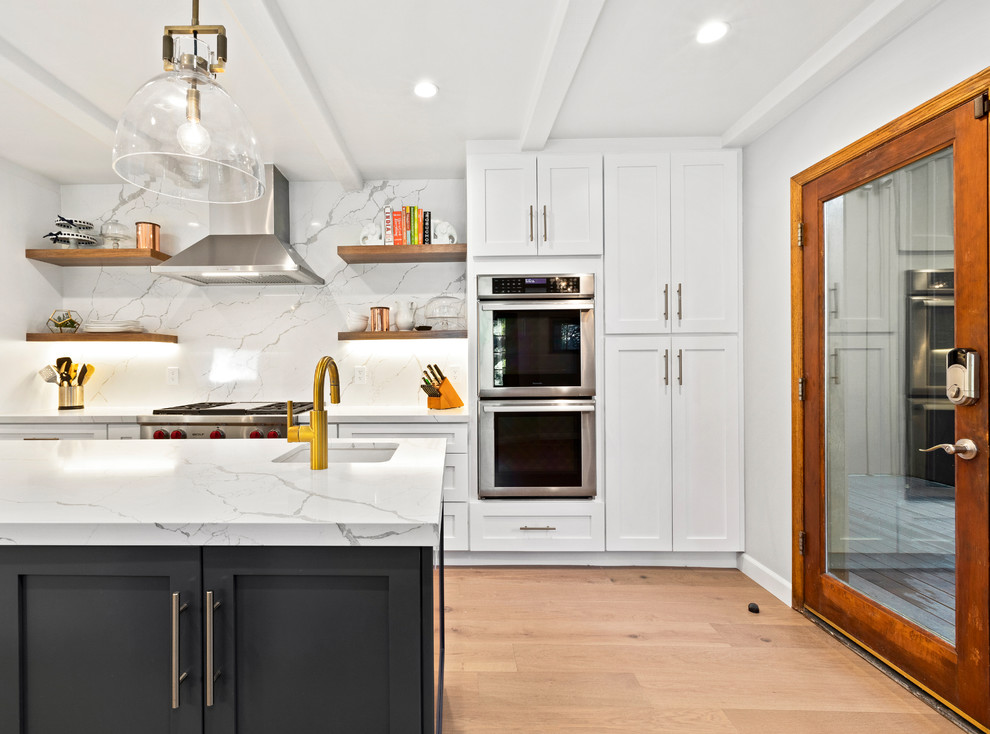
[
  {"left": 492, "top": 309, "right": 583, "bottom": 388},
  {"left": 823, "top": 147, "right": 957, "bottom": 642}
]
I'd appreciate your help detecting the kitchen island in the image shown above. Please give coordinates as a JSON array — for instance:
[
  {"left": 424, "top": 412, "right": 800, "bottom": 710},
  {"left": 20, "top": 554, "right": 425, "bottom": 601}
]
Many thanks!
[{"left": 0, "top": 437, "right": 445, "bottom": 734}]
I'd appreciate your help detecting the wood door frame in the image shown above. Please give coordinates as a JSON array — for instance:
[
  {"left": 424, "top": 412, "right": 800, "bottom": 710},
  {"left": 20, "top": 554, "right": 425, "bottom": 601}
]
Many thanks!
[
  {"left": 791, "top": 67, "right": 990, "bottom": 730},
  {"left": 791, "top": 65, "right": 990, "bottom": 610}
]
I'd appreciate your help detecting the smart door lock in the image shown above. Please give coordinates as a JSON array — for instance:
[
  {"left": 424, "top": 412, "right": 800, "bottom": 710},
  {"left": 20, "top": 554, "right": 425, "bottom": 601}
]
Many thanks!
[{"left": 946, "top": 348, "right": 979, "bottom": 405}]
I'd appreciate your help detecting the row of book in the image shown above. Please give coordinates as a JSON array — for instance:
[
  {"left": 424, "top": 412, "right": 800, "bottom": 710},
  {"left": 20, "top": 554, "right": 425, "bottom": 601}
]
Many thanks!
[{"left": 384, "top": 205, "right": 431, "bottom": 245}]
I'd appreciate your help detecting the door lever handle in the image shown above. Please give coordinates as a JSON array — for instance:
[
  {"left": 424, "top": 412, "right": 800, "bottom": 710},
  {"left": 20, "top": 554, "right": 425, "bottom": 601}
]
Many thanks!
[{"left": 920, "top": 438, "right": 978, "bottom": 460}]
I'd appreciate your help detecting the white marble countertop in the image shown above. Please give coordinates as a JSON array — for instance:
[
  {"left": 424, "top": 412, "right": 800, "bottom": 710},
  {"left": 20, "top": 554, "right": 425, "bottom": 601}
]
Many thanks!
[
  {"left": 0, "top": 405, "right": 469, "bottom": 424},
  {"left": 0, "top": 437, "right": 446, "bottom": 547}
]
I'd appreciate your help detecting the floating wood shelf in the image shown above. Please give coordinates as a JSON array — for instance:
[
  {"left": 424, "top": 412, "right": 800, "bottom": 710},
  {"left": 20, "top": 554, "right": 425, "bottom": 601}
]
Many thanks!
[
  {"left": 338, "top": 330, "right": 467, "bottom": 341},
  {"left": 337, "top": 243, "right": 466, "bottom": 264},
  {"left": 26, "top": 332, "right": 178, "bottom": 344},
  {"left": 25, "top": 249, "right": 170, "bottom": 267}
]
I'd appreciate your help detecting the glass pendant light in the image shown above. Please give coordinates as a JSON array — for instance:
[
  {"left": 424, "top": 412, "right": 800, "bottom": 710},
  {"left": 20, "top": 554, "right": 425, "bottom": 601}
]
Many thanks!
[{"left": 112, "top": 1, "right": 264, "bottom": 203}]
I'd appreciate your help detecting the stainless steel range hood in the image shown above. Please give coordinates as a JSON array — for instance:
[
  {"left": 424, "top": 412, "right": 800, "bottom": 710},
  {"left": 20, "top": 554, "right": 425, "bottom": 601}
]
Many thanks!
[{"left": 152, "top": 165, "right": 324, "bottom": 286}]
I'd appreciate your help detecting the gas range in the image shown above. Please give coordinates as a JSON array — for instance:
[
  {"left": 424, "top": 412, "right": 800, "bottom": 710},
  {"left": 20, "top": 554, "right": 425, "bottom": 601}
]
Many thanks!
[{"left": 138, "top": 402, "right": 313, "bottom": 439}]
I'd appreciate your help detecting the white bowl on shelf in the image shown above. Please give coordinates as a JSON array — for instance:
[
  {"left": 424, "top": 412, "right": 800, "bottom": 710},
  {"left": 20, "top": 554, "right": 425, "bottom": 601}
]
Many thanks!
[{"left": 345, "top": 314, "right": 370, "bottom": 332}]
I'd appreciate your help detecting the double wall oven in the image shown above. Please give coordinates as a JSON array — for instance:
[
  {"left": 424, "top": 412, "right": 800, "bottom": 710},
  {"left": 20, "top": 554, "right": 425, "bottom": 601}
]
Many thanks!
[{"left": 477, "top": 274, "right": 596, "bottom": 498}]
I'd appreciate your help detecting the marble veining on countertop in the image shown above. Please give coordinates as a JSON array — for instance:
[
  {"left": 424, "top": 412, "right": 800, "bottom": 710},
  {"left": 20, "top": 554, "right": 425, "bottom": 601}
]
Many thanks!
[{"left": 0, "top": 437, "right": 445, "bottom": 547}]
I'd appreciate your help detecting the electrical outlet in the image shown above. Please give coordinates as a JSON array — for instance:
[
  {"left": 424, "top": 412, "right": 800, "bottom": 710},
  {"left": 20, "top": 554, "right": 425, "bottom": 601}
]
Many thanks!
[
  {"left": 166, "top": 367, "right": 180, "bottom": 386},
  {"left": 353, "top": 365, "right": 368, "bottom": 385},
  {"left": 448, "top": 365, "right": 461, "bottom": 383}
]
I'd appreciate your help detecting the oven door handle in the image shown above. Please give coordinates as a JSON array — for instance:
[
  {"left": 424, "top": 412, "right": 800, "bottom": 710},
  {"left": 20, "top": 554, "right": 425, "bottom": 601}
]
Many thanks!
[
  {"left": 480, "top": 300, "right": 594, "bottom": 311},
  {"left": 482, "top": 404, "right": 595, "bottom": 413}
]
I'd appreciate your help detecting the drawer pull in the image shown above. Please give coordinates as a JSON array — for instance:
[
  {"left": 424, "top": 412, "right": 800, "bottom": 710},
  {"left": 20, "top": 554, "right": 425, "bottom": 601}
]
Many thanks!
[
  {"left": 205, "top": 591, "right": 222, "bottom": 707},
  {"left": 170, "top": 593, "right": 189, "bottom": 709},
  {"left": 520, "top": 525, "right": 556, "bottom": 531},
  {"left": 23, "top": 437, "right": 59, "bottom": 440}
]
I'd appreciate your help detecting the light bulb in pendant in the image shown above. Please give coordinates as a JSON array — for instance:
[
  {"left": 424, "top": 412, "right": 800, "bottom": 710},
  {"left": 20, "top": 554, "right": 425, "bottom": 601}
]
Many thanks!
[{"left": 177, "top": 120, "right": 212, "bottom": 155}]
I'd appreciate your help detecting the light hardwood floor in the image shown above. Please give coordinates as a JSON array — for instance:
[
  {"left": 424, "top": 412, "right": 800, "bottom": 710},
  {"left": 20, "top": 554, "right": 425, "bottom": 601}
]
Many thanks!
[{"left": 441, "top": 567, "right": 963, "bottom": 733}]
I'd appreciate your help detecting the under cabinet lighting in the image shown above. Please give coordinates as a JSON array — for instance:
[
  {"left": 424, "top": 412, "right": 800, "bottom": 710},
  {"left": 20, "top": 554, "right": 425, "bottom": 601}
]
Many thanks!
[
  {"left": 696, "top": 20, "right": 729, "bottom": 44},
  {"left": 199, "top": 271, "right": 263, "bottom": 277}
]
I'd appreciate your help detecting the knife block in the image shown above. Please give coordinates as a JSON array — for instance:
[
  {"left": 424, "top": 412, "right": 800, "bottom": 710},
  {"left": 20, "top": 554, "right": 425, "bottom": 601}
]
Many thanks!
[
  {"left": 58, "top": 384, "right": 84, "bottom": 410},
  {"left": 428, "top": 378, "right": 463, "bottom": 410}
]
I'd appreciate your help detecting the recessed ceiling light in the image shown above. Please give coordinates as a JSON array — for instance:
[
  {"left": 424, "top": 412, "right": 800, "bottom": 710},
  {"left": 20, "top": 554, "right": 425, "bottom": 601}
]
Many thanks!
[
  {"left": 414, "top": 81, "right": 439, "bottom": 98},
  {"left": 696, "top": 20, "right": 729, "bottom": 44}
]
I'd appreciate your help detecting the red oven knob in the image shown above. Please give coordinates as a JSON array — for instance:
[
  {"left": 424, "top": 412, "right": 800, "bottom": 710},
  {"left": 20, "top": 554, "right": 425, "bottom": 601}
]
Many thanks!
[
  {"left": 170, "top": 429, "right": 187, "bottom": 440},
  {"left": 249, "top": 430, "right": 264, "bottom": 439},
  {"left": 210, "top": 429, "right": 226, "bottom": 439},
  {"left": 266, "top": 429, "right": 281, "bottom": 439},
  {"left": 153, "top": 429, "right": 169, "bottom": 440}
]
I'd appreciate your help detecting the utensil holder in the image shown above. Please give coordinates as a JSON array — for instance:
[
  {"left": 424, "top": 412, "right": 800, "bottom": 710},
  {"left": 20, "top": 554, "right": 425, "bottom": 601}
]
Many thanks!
[
  {"left": 135, "top": 221, "right": 160, "bottom": 251},
  {"left": 58, "top": 384, "right": 84, "bottom": 410},
  {"left": 427, "top": 378, "right": 463, "bottom": 410},
  {"left": 370, "top": 307, "right": 390, "bottom": 332}
]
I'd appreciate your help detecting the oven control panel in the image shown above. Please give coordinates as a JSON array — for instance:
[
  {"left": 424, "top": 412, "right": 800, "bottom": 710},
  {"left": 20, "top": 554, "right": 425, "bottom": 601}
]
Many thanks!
[{"left": 480, "top": 274, "right": 594, "bottom": 298}]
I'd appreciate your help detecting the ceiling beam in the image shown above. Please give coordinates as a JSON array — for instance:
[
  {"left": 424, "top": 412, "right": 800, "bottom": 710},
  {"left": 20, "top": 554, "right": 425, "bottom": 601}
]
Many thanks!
[
  {"left": 223, "top": 0, "right": 364, "bottom": 190},
  {"left": 722, "top": 0, "right": 942, "bottom": 148},
  {"left": 519, "top": 0, "right": 606, "bottom": 151},
  {"left": 0, "top": 37, "right": 116, "bottom": 146}
]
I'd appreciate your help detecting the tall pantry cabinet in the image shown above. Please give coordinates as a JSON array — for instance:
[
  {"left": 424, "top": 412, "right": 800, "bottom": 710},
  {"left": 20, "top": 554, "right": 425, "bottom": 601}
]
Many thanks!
[{"left": 603, "top": 150, "right": 742, "bottom": 552}]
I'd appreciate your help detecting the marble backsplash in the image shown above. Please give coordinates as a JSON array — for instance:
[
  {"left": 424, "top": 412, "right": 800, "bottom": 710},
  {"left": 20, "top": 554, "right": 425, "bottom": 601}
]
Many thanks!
[{"left": 31, "top": 178, "right": 469, "bottom": 410}]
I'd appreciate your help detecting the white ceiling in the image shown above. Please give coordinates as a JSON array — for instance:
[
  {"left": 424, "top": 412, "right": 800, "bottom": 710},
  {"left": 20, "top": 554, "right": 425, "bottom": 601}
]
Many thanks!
[{"left": 0, "top": 0, "right": 942, "bottom": 188}]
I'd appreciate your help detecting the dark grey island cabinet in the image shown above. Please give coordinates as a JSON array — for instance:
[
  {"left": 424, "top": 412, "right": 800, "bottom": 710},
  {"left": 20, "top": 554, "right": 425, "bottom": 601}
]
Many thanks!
[{"left": 0, "top": 545, "right": 442, "bottom": 734}]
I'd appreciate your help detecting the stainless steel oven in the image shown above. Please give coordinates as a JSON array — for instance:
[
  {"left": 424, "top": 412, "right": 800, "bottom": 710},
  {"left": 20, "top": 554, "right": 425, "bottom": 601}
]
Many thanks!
[
  {"left": 478, "top": 399, "right": 596, "bottom": 498},
  {"left": 906, "top": 269, "right": 954, "bottom": 396},
  {"left": 477, "top": 274, "right": 595, "bottom": 398}
]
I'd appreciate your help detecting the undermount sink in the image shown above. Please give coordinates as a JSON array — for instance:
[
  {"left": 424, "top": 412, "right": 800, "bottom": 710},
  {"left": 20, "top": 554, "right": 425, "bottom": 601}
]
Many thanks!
[{"left": 272, "top": 443, "right": 398, "bottom": 464}]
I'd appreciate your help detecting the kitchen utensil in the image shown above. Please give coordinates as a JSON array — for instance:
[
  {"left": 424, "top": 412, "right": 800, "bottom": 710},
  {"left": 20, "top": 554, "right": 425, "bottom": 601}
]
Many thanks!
[
  {"left": 432, "top": 364, "right": 446, "bottom": 381},
  {"left": 77, "top": 364, "right": 95, "bottom": 386},
  {"left": 427, "top": 365, "right": 442, "bottom": 384},
  {"left": 135, "top": 221, "right": 161, "bottom": 251},
  {"left": 38, "top": 365, "right": 59, "bottom": 383},
  {"left": 370, "top": 306, "right": 390, "bottom": 332},
  {"left": 58, "top": 384, "right": 84, "bottom": 410},
  {"left": 55, "top": 357, "right": 71, "bottom": 384},
  {"left": 67, "top": 363, "right": 78, "bottom": 384}
]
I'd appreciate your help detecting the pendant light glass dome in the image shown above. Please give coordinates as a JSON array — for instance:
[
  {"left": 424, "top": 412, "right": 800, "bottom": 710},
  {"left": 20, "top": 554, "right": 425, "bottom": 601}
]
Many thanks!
[{"left": 112, "top": 36, "right": 264, "bottom": 203}]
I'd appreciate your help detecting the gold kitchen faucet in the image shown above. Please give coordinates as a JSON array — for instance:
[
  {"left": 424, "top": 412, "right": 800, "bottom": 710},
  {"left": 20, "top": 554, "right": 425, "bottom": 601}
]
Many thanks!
[{"left": 286, "top": 355, "right": 341, "bottom": 470}]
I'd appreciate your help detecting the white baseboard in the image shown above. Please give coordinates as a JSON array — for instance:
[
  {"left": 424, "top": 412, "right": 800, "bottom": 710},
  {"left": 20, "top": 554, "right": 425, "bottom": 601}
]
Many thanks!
[
  {"left": 443, "top": 550, "right": 739, "bottom": 567},
  {"left": 737, "top": 553, "right": 792, "bottom": 605}
]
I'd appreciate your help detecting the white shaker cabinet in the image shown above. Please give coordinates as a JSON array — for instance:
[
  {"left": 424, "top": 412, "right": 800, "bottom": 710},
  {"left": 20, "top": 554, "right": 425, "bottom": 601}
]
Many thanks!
[
  {"left": 605, "top": 335, "right": 741, "bottom": 552},
  {"left": 0, "top": 424, "right": 108, "bottom": 440},
  {"left": 604, "top": 150, "right": 739, "bottom": 334},
  {"left": 467, "top": 153, "right": 603, "bottom": 257}
]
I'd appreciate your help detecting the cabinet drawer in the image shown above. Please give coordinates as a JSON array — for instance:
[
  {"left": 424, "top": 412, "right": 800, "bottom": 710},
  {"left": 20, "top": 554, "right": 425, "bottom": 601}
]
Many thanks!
[
  {"left": 443, "top": 502, "right": 469, "bottom": 552},
  {"left": 442, "top": 453, "right": 468, "bottom": 503},
  {"left": 337, "top": 423, "right": 468, "bottom": 454},
  {"left": 0, "top": 424, "right": 107, "bottom": 440},
  {"left": 469, "top": 501, "right": 604, "bottom": 552},
  {"left": 107, "top": 424, "right": 140, "bottom": 440}
]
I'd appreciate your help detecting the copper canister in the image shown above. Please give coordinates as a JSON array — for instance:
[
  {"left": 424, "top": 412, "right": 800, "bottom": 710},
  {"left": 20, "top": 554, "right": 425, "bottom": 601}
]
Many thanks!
[
  {"left": 370, "top": 307, "right": 390, "bottom": 332},
  {"left": 135, "top": 221, "right": 161, "bottom": 251}
]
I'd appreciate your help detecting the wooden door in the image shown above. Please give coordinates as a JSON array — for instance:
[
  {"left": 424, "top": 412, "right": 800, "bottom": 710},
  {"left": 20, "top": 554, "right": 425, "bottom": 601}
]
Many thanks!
[
  {"left": 603, "top": 154, "right": 672, "bottom": 334},
  {"left": 466, "top": 154, "right": 537, "bottom": 257},
  {"left": 536, "top": 153, "right": 604, "bottom": 256},
  {"left": 800, "top": 99, "right": 989, "bottom": 727},
  {"left": 670, "top": 151, "right": 740, "bottom": 333}
]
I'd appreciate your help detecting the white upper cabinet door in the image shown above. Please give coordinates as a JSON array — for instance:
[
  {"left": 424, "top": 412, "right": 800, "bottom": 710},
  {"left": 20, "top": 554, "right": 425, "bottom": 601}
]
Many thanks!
[
  {"left": 604, "top": 336, "right": 673, "bottom": 551},
  {"left": 467, "top": 154, "right": 538, "bottom": 257},
  {"left": 670, "top": 151, "right": 740, "bottom": 333},
  {"left": 536, "top": 154, "right": 604, "bottom": 256},
  {"left": 604, "top": 154, "right": 671, "bottom": 334},
  {"left": 671, "top": 336, "right": 742, "bottom": 552}
]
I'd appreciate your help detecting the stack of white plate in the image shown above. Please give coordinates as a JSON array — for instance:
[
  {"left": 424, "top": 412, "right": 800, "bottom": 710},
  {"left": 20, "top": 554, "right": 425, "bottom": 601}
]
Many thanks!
[{"left": 82, "top": 319, "right": 143, "bottom": 333}]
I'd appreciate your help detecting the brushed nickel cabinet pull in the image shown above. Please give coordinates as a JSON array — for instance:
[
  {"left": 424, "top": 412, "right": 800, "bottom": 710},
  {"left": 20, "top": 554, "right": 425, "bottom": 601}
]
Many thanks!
[
  {"left": 542, "top": 205, "right": 548, "bottom": 242},
  {"left": 677, "top": 349, "right": 683, "bottom": 386},
  {"left": 23, "top": 437, "right": 58, "bottom": 440},
  {"left": 664, "top": 349, "right": 669, "bottom": 386},
  {"left": 520, "top": 525, "right": 556, "bottom": 531},
  {"left": 677, "top": 283, "right": 683, "bottom": 321},
  {"left": 171, "top": 592, "right": 189, "bottom": 710},
  {"left": 529, "top": 205, "right": 534, "bottom": 242},
  {"left": 664, "top": 283, "right": 669, "bottom": 322},
  {"left": 205, "top": 591, "right": 222, "bottom": 707}
]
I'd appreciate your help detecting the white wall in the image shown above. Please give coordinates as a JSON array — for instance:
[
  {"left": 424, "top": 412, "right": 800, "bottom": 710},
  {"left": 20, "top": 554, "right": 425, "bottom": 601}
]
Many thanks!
[
  {"left": 0, "top": 160, "right": 62, "bottom": 410},
  {"left": 10, "top": 178, "right": 466, "bottom": 412},
  {"left": 742, "top": 0, "right": 990, "bottom": 592}
]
